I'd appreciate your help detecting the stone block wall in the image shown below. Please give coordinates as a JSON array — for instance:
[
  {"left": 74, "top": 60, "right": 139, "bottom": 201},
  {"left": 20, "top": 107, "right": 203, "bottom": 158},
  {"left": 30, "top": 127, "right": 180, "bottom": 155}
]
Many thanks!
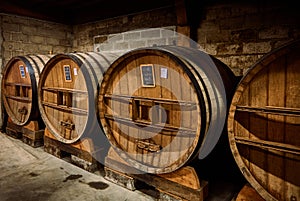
[
  {"left": 0, "top": 7, "right": 177, "bottom": 129},
  {"left": 0, "top": 0, "right": 299, "bottom": 128},
  {"left": 0, "top": 15, "right": 73, "bottom": 66},
  {"left": 94, "top": 26, "right": 177, "bottom": 54},
  {"left": 0, "top": 14, "right": 73, "bottom": 128},
  {"left": 196, "top": 0, "right": 300, "bottom": 75},
  {"left": 72, "top": 7, "right": 177, "bottom": 52},
  {"left": 73, "top": 0, "right": 300, "bottom": 76},
  {"left": 3, "top": 1, "right": 297, "bottom": 77}
]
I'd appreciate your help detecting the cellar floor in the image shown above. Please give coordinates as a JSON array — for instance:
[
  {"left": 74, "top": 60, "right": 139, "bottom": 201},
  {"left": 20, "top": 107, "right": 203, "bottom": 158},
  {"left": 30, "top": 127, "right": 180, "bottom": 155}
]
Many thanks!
[{"left": 0, "top": 132, "right": 245, "bottom": 201}]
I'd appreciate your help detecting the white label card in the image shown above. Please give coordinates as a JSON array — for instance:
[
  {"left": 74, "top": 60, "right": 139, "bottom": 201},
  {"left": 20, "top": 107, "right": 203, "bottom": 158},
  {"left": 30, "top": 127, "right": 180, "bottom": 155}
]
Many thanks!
[
  {"left": 73, "top": 68, "right": 78, "bottom": 76},
  {"left": 19, "top": 65, "right": 26, "bottom": 78},
  {"left": 161, "top": 67, "right": 168, "bottom": 79}
]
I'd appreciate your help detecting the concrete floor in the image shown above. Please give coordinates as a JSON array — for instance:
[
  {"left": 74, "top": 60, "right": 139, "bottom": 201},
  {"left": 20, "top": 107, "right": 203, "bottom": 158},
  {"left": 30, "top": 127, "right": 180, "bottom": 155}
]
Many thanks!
[{"left": 0, "top": 131, "right": 246, "bottom": 201}]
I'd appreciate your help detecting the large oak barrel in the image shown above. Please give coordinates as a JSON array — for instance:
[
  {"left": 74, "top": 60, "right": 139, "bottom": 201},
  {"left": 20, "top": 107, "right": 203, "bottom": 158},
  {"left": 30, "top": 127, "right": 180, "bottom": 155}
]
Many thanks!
[
  {"left": 38, "top": 52, "right": 118, "bottom": 144},
  {"left": 98, "top": 46, "right": 237, "bottom": 174},
  {"left": 2, "top": 54, "right": 53, "bottom": 126},
  {"left": 227, "top": 40, "right": 300, "bottom": 200}
]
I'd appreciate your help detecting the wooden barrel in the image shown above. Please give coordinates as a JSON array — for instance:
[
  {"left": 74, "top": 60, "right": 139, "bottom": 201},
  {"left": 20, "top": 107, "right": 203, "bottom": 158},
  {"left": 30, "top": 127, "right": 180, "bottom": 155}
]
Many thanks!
[
  {"left": 38, "top": 52, "right": 118, "bottom": 144},
  {"left": 1, "top": 54, "right": 53, "bottom": 126},
  {"left": 98, "top": 46, "right": 237, "bottom": 174},
  {"left": 227, "top": 40, "right": 300, "bottom": 200}
]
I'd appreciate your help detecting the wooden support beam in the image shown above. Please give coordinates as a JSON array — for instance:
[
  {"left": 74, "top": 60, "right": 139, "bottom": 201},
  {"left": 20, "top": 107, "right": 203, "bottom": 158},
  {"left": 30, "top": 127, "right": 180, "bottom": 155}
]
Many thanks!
[
  {"left": 175, "top": 0, "right": 199, "bottom": 47},
  {"left": 175, "top": 0, "right": 188, "bottom": 26},
  {"left": 175, "top": 0, "right": 191, "bottom": 47}
]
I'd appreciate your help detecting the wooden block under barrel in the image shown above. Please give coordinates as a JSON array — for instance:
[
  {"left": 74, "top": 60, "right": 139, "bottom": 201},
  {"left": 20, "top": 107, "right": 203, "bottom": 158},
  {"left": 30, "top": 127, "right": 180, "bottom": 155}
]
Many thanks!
[
  {"left": 6, "top": 118, "right": 22, "bottom": 139},
  {"left": 43, "top": 127, "right": 100, "bottom": 172},
  {"left": 22, "top": 121, "right": 44, "bottom": 147},
  {"left": 5, "top": 117, "right": 44, "bottom": 147},
  {"left": 104, "top": 147, "right": 209, "bottom": 201},
  {"left": 236, "top": 183, "right": 265, "bottom": 201}
]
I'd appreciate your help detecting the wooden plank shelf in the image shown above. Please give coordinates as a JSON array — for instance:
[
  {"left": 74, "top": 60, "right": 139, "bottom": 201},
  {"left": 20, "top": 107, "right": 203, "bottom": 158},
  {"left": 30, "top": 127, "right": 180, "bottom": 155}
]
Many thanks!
[
  {"left": 42, "top": 86, "right": 88, "bottom": 94},
  {"left": 104, "top": 114, "right": 196, "bottom": 136},
  {"left": 42, "top": 101, "right": 88, "bottom": 115},
  {"left": 5, "top": 82, "right": 32, "bottom": 87},
  {"left": 235, "top": 136, "right": 300, "bottom": 156},
  {"left": 236, "top": 105, "right": 300, "bottom": 117},
  {"left": 104, "top": 94, "right": 197, "bottom": 108},
  {"left": 5, "top": 95, "right": 31, "bottom": 102}
]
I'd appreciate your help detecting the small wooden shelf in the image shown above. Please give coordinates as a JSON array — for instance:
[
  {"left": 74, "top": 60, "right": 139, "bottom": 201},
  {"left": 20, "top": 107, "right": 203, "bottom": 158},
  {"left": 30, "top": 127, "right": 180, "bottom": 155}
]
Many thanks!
[
  {"left": 5, "top": 95, "right": 31, "bottom": 102},
  {"left": 236, "top": 105, "right": 300, "bottom": 117},
  {"left": 5, "top": 82, "right": 31, "bottom": 87},
  {"left": 42, "top": 87, "right": 88, "bottom": 94},
  {"left": 42, "top": 101, "right": 88, "bottom": 115},
  {"left": 235, "top": 136, "right": 300, "bottom": 156},
  {"left": 104, "top": 94, "right": 197, "bottom": 108},
  {"left": 104, "top": 114, "right": 196, "bottom": 137}
]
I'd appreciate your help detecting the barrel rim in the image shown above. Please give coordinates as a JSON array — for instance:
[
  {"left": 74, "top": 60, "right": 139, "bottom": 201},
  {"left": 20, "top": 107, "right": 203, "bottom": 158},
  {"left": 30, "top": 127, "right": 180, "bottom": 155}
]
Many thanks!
[
  {"left": 227, "top": 40, "right": 300, "bottom": 200},
  {"left": 159, "top": 46, "right": 235, "bottom": 159},
  {"left": 38, "top": 52, "right": 116, "bottom": 144},
  {"left": 38, "top": 53, "right": 88, "bottom": 144},
  {"left": 98, "top": 46, "right": 215, "bottom": 173},
  {"left": 1, "top": 55, "right": 41, "bottom": 126}
]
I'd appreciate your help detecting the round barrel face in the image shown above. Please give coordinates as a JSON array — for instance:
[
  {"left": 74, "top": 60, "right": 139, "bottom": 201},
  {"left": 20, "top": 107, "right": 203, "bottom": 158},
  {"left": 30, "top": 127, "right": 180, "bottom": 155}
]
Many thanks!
[
  {"left": 228, "top": 41, "right": 300, "bottom": 200},
  {"left": 99, "top": 49, "right": 203, "bottom": 173},
  {"left": 2, "top": 58, "right": 33, "bottom": 125},
  {"left": 39, "top": 57, "right": 89, "bottom": 143}
]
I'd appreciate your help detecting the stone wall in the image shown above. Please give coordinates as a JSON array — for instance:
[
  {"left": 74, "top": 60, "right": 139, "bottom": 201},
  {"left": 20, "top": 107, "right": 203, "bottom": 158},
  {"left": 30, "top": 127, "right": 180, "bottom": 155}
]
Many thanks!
[
  {"left": 72, "top": 7, "right": 177, "bottom": 52},
  {"left": 73, "top": 0, "right": 300, "bottom": 76},
  {"left": 0, "top": 14, "right": 73, "bottom": 66},
  {"left": 0, "top": 14, "right": 73, "bottom": 129},
  {"left": 0, "top": 8, "right": 176, "bottom": 129},
  {"left": 94, "top": 26, "right": 178, "bottom": 54},
  {"left": 196, "top": 0, "right": 300, "bottom": 75},
  {"left": 0, "top": 0, "right": 299, "bottom": 128}
]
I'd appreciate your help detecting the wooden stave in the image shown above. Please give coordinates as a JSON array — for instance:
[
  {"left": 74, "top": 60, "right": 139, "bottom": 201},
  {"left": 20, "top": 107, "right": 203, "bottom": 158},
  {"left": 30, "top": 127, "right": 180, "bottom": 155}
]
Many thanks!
[
  {"left": 99, "top": 48, "right": 207, "bottom": 174},
  {"left": 98, "top": 46, "right": 237, "bottom": 174},
  {"left": 227, "top": 40, "right": 300, "bottom": 201},
  {"left": 38, "top": 52, "right": 118, "bottom": 144},
  {"left": 1, "top": 54, "right": 52, "bottom": 126},
  {"left": 159, "top": 46, "right": 237, "bottom": 159}
]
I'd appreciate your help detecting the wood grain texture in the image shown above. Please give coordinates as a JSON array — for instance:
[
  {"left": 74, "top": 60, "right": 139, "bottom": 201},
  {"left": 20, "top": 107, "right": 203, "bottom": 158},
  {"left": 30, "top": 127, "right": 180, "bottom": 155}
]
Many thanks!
[
  {"left": 2, "top": 55, "right": 53, "bottom": 126},
  {"left": 236, "top": 183, "right": 265, "bottom": 201},
  {"left": 104, "top": 147, "right": 209, "bottom": 201},
  {"left": 38, "top": 52, "right": 118, "bottom": 144},
  {"left": 99, "top": 46, "right": 237, "bottom": 174},
  {"left": 228, "top": 40, "right": 300, "bottom": 201}
]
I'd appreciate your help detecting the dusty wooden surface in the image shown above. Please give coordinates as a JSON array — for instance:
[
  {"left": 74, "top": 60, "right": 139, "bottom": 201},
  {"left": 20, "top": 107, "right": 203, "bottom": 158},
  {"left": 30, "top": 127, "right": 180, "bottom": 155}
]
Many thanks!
[
  {"left": 228, "top": 40, "right": 300, "bottom": 200},
  {"left": 2, "top": 55, "right": 52, "bottom": 126},
  {"left": 99, "top": 46, "right": 237, "bottom": 174}
]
